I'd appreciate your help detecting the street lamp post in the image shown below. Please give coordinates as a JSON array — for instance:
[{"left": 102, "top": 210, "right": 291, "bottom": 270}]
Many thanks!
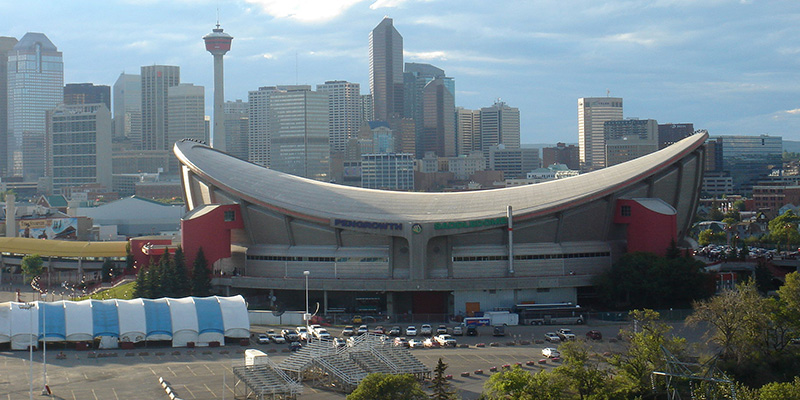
[
  {"left": 303, "top": 270, "right": 310, "bottom": 343},
  {"left": 19, "top": 302, "right": 35, "bottom": 400}
]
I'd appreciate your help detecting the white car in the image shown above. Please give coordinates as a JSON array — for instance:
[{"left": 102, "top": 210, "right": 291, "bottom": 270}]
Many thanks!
[
  {"left": 542, "top": 347, "right": 561, "bottom": 358},
  {"left": 452, "top": 326, "right": 463, "bottom": 336},
  {"left": 267, "top": 330, "right": 286, "bottom": 344},
  {"left": 420, "top": 324, "right": 433, "bottom": 336},
  {"left": 296, "top": 326, "right": 309, "bottom": 340},
  {"left": 544, "top": 332, "right": 561, "bottom": 342},
  {"left": 408, "top": 339, "right": 423, "bottom": 348},
  {"left": 315, "top": 328, "right": 332, "bottom": 340},
  {"left": 357, "top": 325, "right": 368, "bottom": 335},
  {"left": 557, "top": 328, "right": 576, "bottom": 341},
  {"left": 405, "top": 326, "right": 417, "bottom": 336},
  {"left": 257, "top": 334, "right": 269, "bottom": 344},
  {"left": 342, "top": 326, "right": 355, "bottom": 336},
  {"left": 435, "top": 334, "right": 457, "bottom": 347}
]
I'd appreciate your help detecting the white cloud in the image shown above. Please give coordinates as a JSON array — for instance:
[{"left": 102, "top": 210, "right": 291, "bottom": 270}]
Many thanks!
[
  {"left": 370, "top": 0, "right": 411, "bottom": 9},
  {"left": 784, "top": 108, "right": 800, "bottom": 115},
  {"left": 404, "top": 50, "right": 448, "bottom": 61},
  {"left": 244, "top": 0, "right": 366, "bottom": 22}
]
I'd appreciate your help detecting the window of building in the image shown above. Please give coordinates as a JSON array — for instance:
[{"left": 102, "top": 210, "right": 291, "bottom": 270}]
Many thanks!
[
  {"left": 224, "top": 210, "right": 235, "bottom": 222},
  {"left": 621, "top": 205, "right": 631, "bottom": 217}
]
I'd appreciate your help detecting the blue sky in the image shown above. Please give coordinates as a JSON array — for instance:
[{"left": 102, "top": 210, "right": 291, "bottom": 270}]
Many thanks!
[{"left": 3, "top": 0, "right": 800, "bottom": 144}]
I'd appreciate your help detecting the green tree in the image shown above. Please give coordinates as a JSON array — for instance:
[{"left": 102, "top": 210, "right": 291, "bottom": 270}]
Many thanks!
[
  {"left": 768, "top": 210, "right": 800, "bottom": 248},
  {"left": 125, "top": 242, "right": 134, "bottom": 273},
  {"left": 347, "top": 373, "right": 427, "bottom": 400},
  {"left": 612, "top": 309, "right": 686, "bottom": 397},
  {"left": 191, "top": 248, "right": 212, "bottom": 297},
  {"left": 101, "top": 258, "right": 115, "bottom": 282},
  {"left": 21, "top": 254, "right": 44, "bottom": 283},
  {"left": 759, "top": 376, "right": 800, "bottom": 400},
  {"left": 430, "top": 358, "right": 458, "bottom": 400},
  {"left": 687, "top": 280, "right": 766, "bottom": 365},
  {"left": 698, "top": 228, "right": 726, "bottom": 246},
  {"left": 733, "top": 199, "right": 747, "bottom": 212},
  {"left": 482, "top": 365, "right": 563, "bottom": 400},
  {"left": 173, "top": 246, "right": 191, "bottom": 297},
  {"left": 133, "top": 265, "right": 150, "bottom": 298},
  {"left": 709, "top": 206, "right": 724, "bottom": 221},
  {"left": 553, "top": 340, "right": 613, "bottom": 400}
]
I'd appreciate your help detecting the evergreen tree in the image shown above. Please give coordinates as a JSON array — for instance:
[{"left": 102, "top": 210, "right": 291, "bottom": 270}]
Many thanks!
[
  {"left": 191, "top": 248, "right": 212, "bottom": 297},
  {"left": 101, "top": 258, "right": 114, "bottom": 282},
  {"left": 430, "top": 358, "right": 458, "bottom": 400},
  {"left": 145, "top": 257, "right": 160, "bottom": 298},
  {"left": 159, "top": 253, "right": 176, "bottom": 298},
  {"left": 125, "top": 242, "right": 134, "bottom": 274},
  {"left": 173, "top": 246, "right": 191, "bottom": 297},
  {"left": 133, "top": 266, "right": 149, "bottom": 298}
]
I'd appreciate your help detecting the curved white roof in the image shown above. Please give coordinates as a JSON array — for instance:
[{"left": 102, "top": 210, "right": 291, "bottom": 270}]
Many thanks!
[
  {"left": 65, "top": 300, "right": 93, "bottom": 342},
  {"left": 0, "top": 303, "right": 11, "bottom": 343},
  {"left": 174, "top": 132, "right": 708, "bottom": 222},
  {"left": 218, "top": 295, "right": 250, "bottom": 338},
  {"left": 167, "top": 297, "right": 198, "bottom": 347},
  {"left": 117, "top": 298, "right": 146, "bottom": 343}
]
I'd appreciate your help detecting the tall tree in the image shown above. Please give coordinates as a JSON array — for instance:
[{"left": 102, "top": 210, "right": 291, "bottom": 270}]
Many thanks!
[
  {"left": 173, "top": 246, "right": 191, "bottom": 297},
  {"left": 191, "top": 248, "right": 212, "bottom": 297},
  {"left": 21, "top": 254, "right": 44, "bottom": 283},
  {"left": 430, "top": 358, "right": 459, "bottom": 400},
  {"left": 687, "top": 280, "right": 766, "bottom": 365},
  {"left": 133, "top": 265, "right": 150, "bottom": 298},
  {"left": 553, "top": 340, "right": 612, "bottom": 400},
  {"left": 101, "top": 258, "right": 115, "bottom": 282},
  {"left": 159, "top": 252, "right": 177, "bottom": 297},
  {"left": 125, "top": 242, "right": 134, "bottom": 273},
  {"left": 347, "top": 373, "right": 427, "bottom": 400}
]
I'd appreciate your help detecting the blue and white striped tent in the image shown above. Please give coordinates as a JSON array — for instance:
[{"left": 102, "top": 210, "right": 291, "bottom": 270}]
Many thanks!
[{"left": 0, "top": 295, "right": 249, "bottom": 350}]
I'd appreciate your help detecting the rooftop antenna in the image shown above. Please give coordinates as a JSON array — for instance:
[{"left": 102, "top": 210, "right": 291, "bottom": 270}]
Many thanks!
[{"left": 607, "top": 89, "right": 610, "bottom": 97}]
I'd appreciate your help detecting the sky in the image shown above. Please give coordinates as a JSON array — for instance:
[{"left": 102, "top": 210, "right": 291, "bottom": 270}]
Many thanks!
[{"left": 3, "top": 0, "right": 800, "bottom": 145}]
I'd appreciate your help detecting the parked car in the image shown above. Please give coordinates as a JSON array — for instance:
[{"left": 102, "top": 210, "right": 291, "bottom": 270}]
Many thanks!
[
  {"left": 352, "top": 315, "right": 363, "bottom": 324},
  {"left": 289, "top": 341, "right": 303, "bottom": 352},
  {"left": 408, "top": 339, "right": 423, "bottom": 348},
  {"left": 586, "top": 330, "right": 603, "bottom": 340},
  {"left": 314, "top": 328, "right": 331, "bottom": 340},
  {"left": 437, "top": 324, "right": 448, "bottom": 335},
  {"left": 542, "top": 347, "right": 560, "bottom": 358},
  {"left": 282, "top": 329, "right": 299, "bottom": 342},
  {"left": 296, "top": 326, "right": 309, "bottom": 340},
  {"left": 333, "top": 338, "right": 347, "bottom": 348},
  {"left": 466, "top": 325, "right": 478, "bottom": 336},
  {"left": 405, "top": 326, "right": 417, "bottom": 336},
  {"left": 342, "top": 326, "right": 355, "bottom": 336},
  {"left": 268, "top": 330, "right": 286, "bottom": 344},
  {"left": 435, "top": 334, "right": 457, "bottom": 347},
  {"left": 393, "top": 337, "right": 409, "bottom": 347},
  {"left": 544, "top": 332, "right": 561, "bottom": 342},
  {"left": 423, "top": 338, "right": 440, "bottom": 348},
  {"left": 389, "top": 326, "right": 402, "bottom": 336},
  {"left": 357, "top": 325, "right": 368, "bottom": 335},
  {"left": 258, "top": 334, "right": 270, "bottom": 344},
  {"left": 420, "top": 324, "right": 433, "bottom": 336},
  {"left": 452, "top": 326, "right": 463, "bottom": 336},
  {"left": 557, "top": 328, "right": 576, "bottom": 341},
  {"left": 373, "top": 325, "right": 385, "bottom": 335}
]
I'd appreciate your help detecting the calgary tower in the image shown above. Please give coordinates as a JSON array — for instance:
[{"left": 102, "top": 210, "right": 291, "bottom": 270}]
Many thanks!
[{"left": 203, "top": 22, "right": 233, "bottom": 151}]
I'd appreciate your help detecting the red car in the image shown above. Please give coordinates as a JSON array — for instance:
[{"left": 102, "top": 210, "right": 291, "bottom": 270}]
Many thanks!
[{"left": 586, "top": 330, "right": 602, "bottom": 340}]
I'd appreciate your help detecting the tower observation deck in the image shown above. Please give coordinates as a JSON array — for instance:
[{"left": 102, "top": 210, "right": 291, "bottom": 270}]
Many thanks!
[{"left": 203, "top": 23, "right": 233, "bottom": 152}]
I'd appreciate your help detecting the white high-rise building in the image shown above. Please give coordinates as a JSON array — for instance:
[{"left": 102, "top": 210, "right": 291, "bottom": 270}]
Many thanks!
[
  {"left": 316, "top": 81, "right": 362, "bottom": 153},
  {"left": 167, "top": 83, "right": 205, "bottom": 172},
  {"left": 456, "top": 107, "right": 480, "bottom": 156},
  {"left": 269, "top": 87, "right": 330, "bottom": 181},
  {"left": 141, "top": 65, "right": 180, "bottom": 152},
  {"left": 248, "top": 85, "right": 309, "bottom": 168},
  {"left": 113, "top": 73, "right": 142, "bottom": 144},
  {"left": 47, "top": 104, "right": 112, "bottom": 191},
  {"left": 480, "top": 101, "right": 520, "bottom": 155},
  {"left": 578, "top": 97, "right": 623, "bottom": 171},
  {"left": 6, "top": 33, "right": 63, "bottom": 180},
  {"left": 224, "top": 99, "right": 249, "bottom": 161}
]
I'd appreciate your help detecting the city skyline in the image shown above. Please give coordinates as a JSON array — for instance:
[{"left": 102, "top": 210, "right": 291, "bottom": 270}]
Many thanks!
[{"left": 3, "top": 1, "right": 800, "bottom": 144}]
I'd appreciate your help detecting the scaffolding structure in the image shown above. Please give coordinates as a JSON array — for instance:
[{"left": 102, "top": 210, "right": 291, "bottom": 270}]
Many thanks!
[
  {"left": 277, "top": 333, "right": 431, "bottom": 393},
  {"left": 651, "top": 346, "right": 737, "bottom": 400},
  {"left": 232, "top": 357, "right": 303, "bottom": 400}
]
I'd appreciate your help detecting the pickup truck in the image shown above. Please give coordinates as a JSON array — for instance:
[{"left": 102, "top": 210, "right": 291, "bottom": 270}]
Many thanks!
[
  {"left": 557, "top": 328, "right": 576, "bottom": 341},
  {"left": 434, "top": 334, "right": 457, "bottom": 347}
]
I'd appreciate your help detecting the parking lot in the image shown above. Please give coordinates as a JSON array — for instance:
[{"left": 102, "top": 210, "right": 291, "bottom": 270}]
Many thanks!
[{"left": 0, "top": 322, "right": 649, "bottom": 400}]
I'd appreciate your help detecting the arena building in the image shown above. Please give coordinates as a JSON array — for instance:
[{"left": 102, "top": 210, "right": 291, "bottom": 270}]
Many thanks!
[{"left": 174, "top": 132, "right": 707, "bottom": 317}]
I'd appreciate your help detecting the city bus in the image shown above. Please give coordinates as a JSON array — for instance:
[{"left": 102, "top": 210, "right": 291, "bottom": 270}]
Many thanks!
[{"left": 514, "top": 302, "right": 585, "bottom": 325}]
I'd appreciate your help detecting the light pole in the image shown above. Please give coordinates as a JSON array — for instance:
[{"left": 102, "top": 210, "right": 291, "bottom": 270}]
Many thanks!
[
  {"left": 41, "top": 298, "right": 47, "bottom": 395},
  {"left": 19, "top": 302, "right": 35, "bottom": 400},
  {"left": 303, "top": 270, "right": 310, "bottom": 343}
]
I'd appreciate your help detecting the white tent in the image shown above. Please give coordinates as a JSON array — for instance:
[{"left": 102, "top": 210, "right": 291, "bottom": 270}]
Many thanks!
[
  {"left": 117, "top": 299, "right": 146, "bottom": 343},
  {"left": 64, "top": 300, "right": 93, "bottom": 342},
  {"left": 218, "top": 295, "right": 249, "bottom": 338},
  {"left": 167, "top": 297, "right": 198, "bottom": 347},
  {"left": 143, "top": 298, "right": 172, "bottom": 341},
  {"left": 194, "top": 296, "right": 225, "bottom": 345},
  {"left": 10, "top": 302, "right": 38, "bottom": 350},
  {"left": 0, "top": 302, "right": 11, "bottom": 343}
]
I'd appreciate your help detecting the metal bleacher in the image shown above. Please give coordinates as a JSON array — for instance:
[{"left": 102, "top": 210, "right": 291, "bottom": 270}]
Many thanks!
[
  {"left": 232, "top": 359, "right": 303, "bottom": 400},
  {"left": 277, "top": 333, "right": 431, "bottom": 394}
]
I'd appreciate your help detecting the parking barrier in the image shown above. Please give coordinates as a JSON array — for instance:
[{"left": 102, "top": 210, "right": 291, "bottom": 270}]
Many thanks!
[
  {"left": 474, "top": 369, "right": 483, "bottom": 375},
  {"left": 460, "top": 372, "right": 470, "bottom": 377},
  {"left": 489, "top": 366, "right": 498, "bottom": 372}
]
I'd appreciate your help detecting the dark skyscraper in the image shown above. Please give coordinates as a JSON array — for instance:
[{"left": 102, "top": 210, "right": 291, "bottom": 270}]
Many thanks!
[
  {"left": 369, "top": 17, "right": 403, "bottom": 122},
  {"left": 658, "top": 123, "right": 694, "bottom": 149},
  {"left": 0, "top": 36, "right": 18, "bottom": 177},
  {"left": 64, "top": 83, "right": 111, "bottom": 109}
]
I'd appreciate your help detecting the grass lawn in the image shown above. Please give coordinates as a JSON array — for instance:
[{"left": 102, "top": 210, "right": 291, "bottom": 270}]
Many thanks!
[{"left": 76, "top": 281, "right": 136, "bottom": 300}]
